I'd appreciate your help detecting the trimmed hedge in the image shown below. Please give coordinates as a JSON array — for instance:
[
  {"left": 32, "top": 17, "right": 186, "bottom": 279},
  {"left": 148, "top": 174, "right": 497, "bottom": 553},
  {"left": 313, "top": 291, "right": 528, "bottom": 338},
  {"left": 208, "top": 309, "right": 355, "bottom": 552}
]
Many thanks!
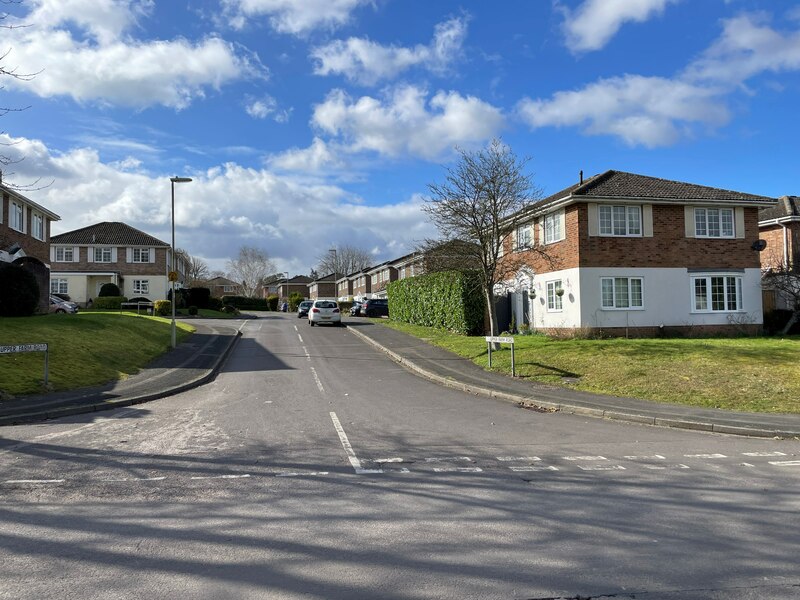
[
  {"left": 93, "top": 296, "right": 127, "bottom": 310},
  {"left": 99, "top": 282, "right": 121, "bottom": 297},
  {"left": 220, "top": 295, "right": 269, "bottom": 310},
  {"left": 387, "top": 270, "right": 486, "bottom": 335}
]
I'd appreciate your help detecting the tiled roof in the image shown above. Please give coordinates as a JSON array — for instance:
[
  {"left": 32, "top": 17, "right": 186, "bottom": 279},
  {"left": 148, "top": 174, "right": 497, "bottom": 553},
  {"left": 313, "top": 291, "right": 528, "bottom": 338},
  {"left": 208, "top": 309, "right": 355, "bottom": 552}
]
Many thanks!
[
  {"left": 533, "top": 170, "right": 776, "bottom": 210},
  {"left": 288, "top": 275, "right": 313, "bottom": 284},
  {"left": 760, "top": 196, "right": 799, "bottom": 222},
  {"left": 51, "top": 222, "right": 168, "bottom": 246}
]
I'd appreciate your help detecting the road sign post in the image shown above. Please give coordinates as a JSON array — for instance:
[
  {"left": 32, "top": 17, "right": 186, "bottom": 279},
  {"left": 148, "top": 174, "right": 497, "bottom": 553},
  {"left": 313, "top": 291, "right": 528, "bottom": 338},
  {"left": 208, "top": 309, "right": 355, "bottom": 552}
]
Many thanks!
[
  {"left": 0, "top": 343, "right": 49, "bottom": 385},
  {"left": 485, "top": 336, "right": 515, "bottom": 376}
]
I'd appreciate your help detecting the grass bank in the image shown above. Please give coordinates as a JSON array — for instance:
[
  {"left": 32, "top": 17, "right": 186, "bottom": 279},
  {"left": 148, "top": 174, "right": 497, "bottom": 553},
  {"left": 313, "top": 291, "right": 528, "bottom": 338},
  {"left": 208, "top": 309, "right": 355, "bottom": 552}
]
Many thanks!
[
  {"left": 0, "top": 312, "right": 194, "bottom": 396},
  {"left": 380, "top": 321, "right": 800, "bottom": 413}
]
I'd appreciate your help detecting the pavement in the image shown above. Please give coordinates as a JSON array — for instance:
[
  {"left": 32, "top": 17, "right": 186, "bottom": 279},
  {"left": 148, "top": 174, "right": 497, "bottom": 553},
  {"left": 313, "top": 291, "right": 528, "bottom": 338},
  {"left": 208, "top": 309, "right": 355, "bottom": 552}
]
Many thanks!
[{"left": 2, "top": 316, "right": 799, "bottom": 439}]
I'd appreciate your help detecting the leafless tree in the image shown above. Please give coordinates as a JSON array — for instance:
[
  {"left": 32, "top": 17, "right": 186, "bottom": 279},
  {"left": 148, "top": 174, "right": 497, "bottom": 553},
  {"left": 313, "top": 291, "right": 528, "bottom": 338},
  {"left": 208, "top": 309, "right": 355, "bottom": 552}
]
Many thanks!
[
  {"left": 422, "top": 139, "right": 546, "bottom": 337},
  {"left": 226, "top": 246, "right": 276, "bottom": 298},
  {"left": 762, "top": 258, "right": 800, "bottom": 334},
  {"left": 176, "top": 248, "right": 210, "bottom": 286},
  {"left": 316, "top": 245, "right": 372, "bottom": 277}
]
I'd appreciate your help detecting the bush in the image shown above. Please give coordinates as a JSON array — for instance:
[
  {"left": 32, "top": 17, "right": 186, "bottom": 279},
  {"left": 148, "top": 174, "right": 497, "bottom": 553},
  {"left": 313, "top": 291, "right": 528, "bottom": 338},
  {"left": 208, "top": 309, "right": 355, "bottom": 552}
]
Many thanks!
[
  {"left": 154, "top": 300, "right": 171, "bottom": 316},
  {"left": 267, "top": 295, "right": 279, "bottom": 311},
  {"left": 387, "top": 270, "right": 486, "bottom": 335},
  {"left": 93, "top": 296, "right": 127, "bottom": 310},
  {"left": 0, "top": 264, "right": 40, "bottom": 317},
  {"left": 188, "top": 305, "right": 198, "bottom": 316},
  {"left": 98, "top": 282, "right": 121, "bottom": 297},
  {"left": 127, "top": 296, "right": 151, "bottom": 304},
  {"left": 220, "top": 304, "right": 240, "bottom": 315},
  {"left": 187, "top": 287, "right": 211, "bottom": 309},
  {"left": 288, "top": 292, "right": 304, "bottom": 312},
  {"left": 208, "top": 297, "right": 223, "bottom": 311},
  {"left": 220, "top": 295, "right": 269, "bottom": 310}
]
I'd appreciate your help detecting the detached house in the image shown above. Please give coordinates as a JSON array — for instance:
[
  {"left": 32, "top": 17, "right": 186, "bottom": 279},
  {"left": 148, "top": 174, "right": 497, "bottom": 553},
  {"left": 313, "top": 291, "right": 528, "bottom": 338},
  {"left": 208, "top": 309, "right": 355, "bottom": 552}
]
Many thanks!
[
  {"left": 497, "top": 170, "right": 777, "bottom": 336},
  {"left": 0, "top": 182, "right": 60, "bottom": 312},
  {"left": 50, "top": 222, "right": 188, "bottom": 306}
]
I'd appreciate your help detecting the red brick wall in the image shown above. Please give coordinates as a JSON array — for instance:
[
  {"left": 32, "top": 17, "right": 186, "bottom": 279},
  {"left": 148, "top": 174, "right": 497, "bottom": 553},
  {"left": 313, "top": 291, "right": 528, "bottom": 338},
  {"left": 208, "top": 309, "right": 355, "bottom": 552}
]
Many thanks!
[
  {"left": 760, "top": 222, "right": 800, "bottom": 270},
  {"left": 52, "top": 246, "right": 169, "bottom": 275},
  {"left": 0, "top": 192, "right": 51, "bottom": 264}
]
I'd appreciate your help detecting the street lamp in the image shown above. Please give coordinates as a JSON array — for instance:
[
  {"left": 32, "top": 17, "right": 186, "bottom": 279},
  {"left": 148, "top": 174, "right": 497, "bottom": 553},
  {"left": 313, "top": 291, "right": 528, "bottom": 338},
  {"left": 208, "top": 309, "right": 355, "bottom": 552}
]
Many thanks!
[
  {"left": 170, "top": 176, "right": 192, "bottom": 349},
  {"left": 283, "top": 272, "right": 289, "bottom": 310}
]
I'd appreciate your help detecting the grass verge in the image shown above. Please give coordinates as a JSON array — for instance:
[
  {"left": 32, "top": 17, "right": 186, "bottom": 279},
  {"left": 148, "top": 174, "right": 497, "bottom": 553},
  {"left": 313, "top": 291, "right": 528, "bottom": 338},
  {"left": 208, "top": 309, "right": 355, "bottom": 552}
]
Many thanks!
[
  {"left": 380, "top": 320, "right": 800, "bottom": 413},
  {"left": 0, "top": 312, "right": 194, "bottom": 396}
]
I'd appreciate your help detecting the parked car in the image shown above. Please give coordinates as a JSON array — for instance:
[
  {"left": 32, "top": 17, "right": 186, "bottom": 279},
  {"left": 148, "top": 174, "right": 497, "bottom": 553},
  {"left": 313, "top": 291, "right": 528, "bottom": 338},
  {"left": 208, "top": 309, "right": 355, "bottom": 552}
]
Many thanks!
[
  {"left": 350, "top": 301, "right": 363, "bottom": 316},
  {"left": 362, "top": 298, "right": 389, "bottom": 318},
  {"left": 297, "top": 300, "right": 313, "bottom": 318},
  {"left": 49, "top": 296, "right": 79, "bottom": 314},
  {"left": 308, "top": 300, "right": 342, "bottom": 326}
]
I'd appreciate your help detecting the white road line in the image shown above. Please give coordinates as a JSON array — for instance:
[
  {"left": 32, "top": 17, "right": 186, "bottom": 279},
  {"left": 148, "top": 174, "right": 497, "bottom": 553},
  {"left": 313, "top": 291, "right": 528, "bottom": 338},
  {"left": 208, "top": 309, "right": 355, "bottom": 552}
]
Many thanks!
[
  {"left": 433, "top": 467, "right": 483, "bottom": 473},
  {"left": 4, "top": 479, "right": 65, "bottom": 484},
  {"left": 303, "top": 347, "right": 311, "bottom": 361},
  {"left": 136, "top": 476, "right": 167, "bottom": 481},
  {"left": 743, "top": 451, "right": 786, "bottom": 457},
  {"left": 624, "top": 455, "right": 666, "bottom": 460},
  {"left": 684, "top": 453, "right": 727, "bottom": 459},
  {"left": 297, "top": 334, "right": 304, "bottom": 344},
  {"left": 276, "top": 472, "right": 330, "bottom": 477},
  {"left": 769, "top": 460, "right": 800, "bottom": 467},
  {"left": 373, "top": 458, "right": 404, "bottom": 463},
  {"left": 190, "top": 474, "right": 251, "bottom": 480},
  {"left": 510, "top": 465, "right": 558, "bottom": 472},
  {"left": 497, "top": 456, "right": 541, "bottom": 462},
  {"left": 643, "top": 464, "right": 690, "bottom": 470},
  {"left": 564, "top": 456, "right": 607, "bottom": 461},
  {"left": 310, "top": 367, "right": 325, "bottom": 393},
  {"left": 741, "top": 463, "right": 756, "bottom": 467},
  {"left": 577, "top": 465, "right": 626, "bottom": 471},
  {"left": 294, "top": 325, "right": 298, "bottom": 331},
  {"left": 425, "top": 457, "right": 473, "bottom": 463},
  {"left": 329, "top": 412, "right": 382, "bottom": 475}
]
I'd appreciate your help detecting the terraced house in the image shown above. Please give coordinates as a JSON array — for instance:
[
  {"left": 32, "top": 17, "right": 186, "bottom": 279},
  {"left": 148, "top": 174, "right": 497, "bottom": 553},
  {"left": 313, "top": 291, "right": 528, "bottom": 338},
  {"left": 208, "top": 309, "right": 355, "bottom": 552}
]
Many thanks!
[
  {"left": 496, "top": 170, "right": 777, "bottom": 336},
  {"left": 50, "top": 222, "right": 188, "bottom": 306}
]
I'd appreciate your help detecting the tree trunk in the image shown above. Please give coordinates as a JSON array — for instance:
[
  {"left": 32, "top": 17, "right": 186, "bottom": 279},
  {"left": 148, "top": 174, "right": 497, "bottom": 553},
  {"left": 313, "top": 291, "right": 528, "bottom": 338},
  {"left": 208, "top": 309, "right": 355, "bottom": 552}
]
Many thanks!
[
  {"left": 484, "top": 286, "right": 500, "bottom": 350},
  {"left": 780, "top": 308, "right": 800, "bottom": 335}
]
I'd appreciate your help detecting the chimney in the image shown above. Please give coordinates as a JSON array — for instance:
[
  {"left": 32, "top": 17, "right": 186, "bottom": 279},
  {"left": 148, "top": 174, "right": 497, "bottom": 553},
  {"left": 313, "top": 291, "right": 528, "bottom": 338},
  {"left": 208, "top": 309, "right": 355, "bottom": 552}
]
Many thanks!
[
  {"left": 779, "top": 195, "right": 798, "bottom": 216},
  {"left": 579, "top": 170, "right": 583, "bottom": 185}
]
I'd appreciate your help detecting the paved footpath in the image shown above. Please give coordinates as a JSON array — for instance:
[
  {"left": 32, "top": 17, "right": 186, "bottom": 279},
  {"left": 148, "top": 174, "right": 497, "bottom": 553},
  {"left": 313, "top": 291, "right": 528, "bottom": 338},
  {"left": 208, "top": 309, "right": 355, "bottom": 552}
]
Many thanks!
[{"left": 2, "top": 315, "right": 799, "bottom": 439}]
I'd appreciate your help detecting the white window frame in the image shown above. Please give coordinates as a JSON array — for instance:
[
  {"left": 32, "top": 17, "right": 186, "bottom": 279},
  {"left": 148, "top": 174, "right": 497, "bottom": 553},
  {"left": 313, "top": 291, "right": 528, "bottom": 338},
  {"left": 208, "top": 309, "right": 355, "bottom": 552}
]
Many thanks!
[
  {"left": 31, "top": 212, "right": 44, "bottom": 241},
  {"left": 543, "top": 211, "right": 564, "bottom": 245},
  {"left": 598, "top": 205, "right": 642, "bottom": 237},
  {"left": 546, "top": 280, "right": 563, "bottom": 312},
  {"left": 132, "top": 279, "right": 149, "bottom": 295},
  {"left": 516, "top": 224, "right": 531, "bottom": 250},
  {"left": 694, "top": 207, "right": 734, "bottom": 238},
  {"left": 94, "top": 247, "right": 113, "bottom": 263},
  {"left": 600, "top": 277, "right": 644, "bottom": 310},
  {"left": 55, "top": 247, "right": 75, "bottom": 262},
  {"left": 10, "top": 201, "right": 24, "bottom": 232},
  {"left": 50, "top": 278, "right": 68, "bottom": 294},
  {"left": 691, "top": 274, "right": 743, "bottom": 312},
  {"left": 132, "top": 248, "right": 150, "bottom": 263}
]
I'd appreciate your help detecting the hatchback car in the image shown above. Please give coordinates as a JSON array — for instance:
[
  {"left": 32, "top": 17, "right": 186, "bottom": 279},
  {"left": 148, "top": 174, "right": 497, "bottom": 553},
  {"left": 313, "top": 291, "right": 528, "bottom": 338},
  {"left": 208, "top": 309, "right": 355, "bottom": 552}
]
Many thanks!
[
  {"left": 297, "top": 300, "right": 313, "bottom": 318},
  {"left": 350, "top": 301, "right": 363, "bottom": 316},
  {"left": 308, "top": 300, "right": 342, "bottom": 326},
  {"left": 362, "top": 298, "right": 389, "bottom": 318},
  {"left": 50, "top": 296, "right": 79, "bottom": 314}
]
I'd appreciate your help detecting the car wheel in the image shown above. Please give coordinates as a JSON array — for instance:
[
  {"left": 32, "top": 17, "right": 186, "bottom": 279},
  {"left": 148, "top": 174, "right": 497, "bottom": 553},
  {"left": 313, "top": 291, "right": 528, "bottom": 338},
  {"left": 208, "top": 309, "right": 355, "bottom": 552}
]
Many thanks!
[
  {"left": 55, "top": 308, "right": 66, "bottom": 314},
  {"left": 366, "top": 310, "right": 374, "bottom": 317},
  {"left": 309, "top": 320, "right": 314, "bottom": 326}
]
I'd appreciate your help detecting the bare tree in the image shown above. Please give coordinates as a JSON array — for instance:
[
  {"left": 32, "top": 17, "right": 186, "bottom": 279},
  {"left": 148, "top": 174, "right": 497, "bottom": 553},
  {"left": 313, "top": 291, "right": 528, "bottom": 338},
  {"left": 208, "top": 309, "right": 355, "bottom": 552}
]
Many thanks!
[
  {"left": 176, "top": 248, "right": 210, "bottom": 286},
  {"left": 316, "top": 245, "right": 372, "bottom": 277},
  {"left": 422, "top": 139, "right": 545, "bottom": 337},
  {"left": 226, "top": 246, "right": 276, "bottom": 298},
  {"left": 762, "top": 259, "right": 800, "bottom": 334}
]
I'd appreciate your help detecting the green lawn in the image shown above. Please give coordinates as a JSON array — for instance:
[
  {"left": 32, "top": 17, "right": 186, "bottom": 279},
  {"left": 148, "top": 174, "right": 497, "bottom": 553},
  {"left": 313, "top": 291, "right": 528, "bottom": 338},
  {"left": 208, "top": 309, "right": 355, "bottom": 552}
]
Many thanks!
[
  {"left": 380, "top": 321, "right": 800, "bottom": 414},
  {"left": 0, "top": 313, "right": 194, "bottom": 396}
]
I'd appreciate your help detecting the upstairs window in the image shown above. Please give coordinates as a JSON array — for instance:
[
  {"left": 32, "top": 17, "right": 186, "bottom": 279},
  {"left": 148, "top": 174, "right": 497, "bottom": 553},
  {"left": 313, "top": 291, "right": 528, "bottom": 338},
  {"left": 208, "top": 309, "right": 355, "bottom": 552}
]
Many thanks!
[
  {"left": 132, "top": 248, "right": 150, "bottom": 263},
  {"left": 543, "top": 211, "right": 565, "bottom": 245},
  {"left": 599, "top": 206, "right": 641, "bottom": 236},
  {"left": 31, "top": 213, "right": 44, "bottom": 240},
  {"left": 55, "top": 247, "right": 74, "bottom": 262},
  {"left": 94, "top": 247, "right": 113, "bottom": 263},
  {"left": 694, "top": 208, "right": 734, "bottom": 238},
  {"left": 516, "top": 224, "right": 531, "bottom": 250},
  {"left": 10, "top": 201, "right": 24, "bottom": 232}
]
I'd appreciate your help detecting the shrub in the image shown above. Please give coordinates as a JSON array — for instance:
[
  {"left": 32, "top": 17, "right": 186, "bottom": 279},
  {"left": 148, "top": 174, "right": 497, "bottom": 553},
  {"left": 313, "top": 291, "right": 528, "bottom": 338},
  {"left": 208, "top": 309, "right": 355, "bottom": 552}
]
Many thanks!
[
  {"left": 0, "top": 264, "right": 40, "bottom": 317},
  {"left": 98, "top": 282, "right": 121, "bottom": 297},
  {"left": 220, "top": 304, "right": 240, "bottom": 315},
  {"left": 267, "top": 294, "right": 279, "bottom": 311},
  {"left": 188, "top": 305, "right": 198, "bottom": 316},
  {"left": 154, "top": 300, "right": 171, "bottom": 316},
  {"left": 187, "top": 287, "right": 211, "bottom": 309},
  {"left": 288, "top": 292, "right": 304, "bottom": 311},
  {"left": 220, "top": 295, "right": 269, "bottom": 310},
  {"left": 207, "top": 297, "right": 223, "bottom": 311},
  {"left": 387, "top": 270, "right": 486, "bottom": 335},
  {"left": 93, "top": 296, "right": 127, "bottom": 310},
  {"left": 127, "top": 296, "right": 151, "bottom": 304}
]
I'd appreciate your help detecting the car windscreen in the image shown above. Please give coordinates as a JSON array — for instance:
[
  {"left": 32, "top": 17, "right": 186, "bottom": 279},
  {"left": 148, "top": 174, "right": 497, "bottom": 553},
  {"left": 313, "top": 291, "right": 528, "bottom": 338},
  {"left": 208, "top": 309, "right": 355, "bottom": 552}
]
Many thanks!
[{"left": 315, "top": 301, "right": 337, "bottom": 309}]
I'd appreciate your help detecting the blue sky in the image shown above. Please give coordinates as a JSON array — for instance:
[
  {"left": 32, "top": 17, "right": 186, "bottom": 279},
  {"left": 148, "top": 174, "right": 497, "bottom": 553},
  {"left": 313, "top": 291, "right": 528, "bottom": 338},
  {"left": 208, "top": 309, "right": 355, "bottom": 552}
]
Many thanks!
[{"left": 3, "top": 0, "right": 799, "bottom": 275}]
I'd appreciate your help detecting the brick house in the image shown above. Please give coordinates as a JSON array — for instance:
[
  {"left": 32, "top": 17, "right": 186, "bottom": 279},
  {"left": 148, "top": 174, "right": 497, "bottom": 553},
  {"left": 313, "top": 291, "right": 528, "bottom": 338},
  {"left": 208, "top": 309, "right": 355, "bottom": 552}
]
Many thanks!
[
  {"left": 336, "top": 274, "right": 354, "bottom": 302},
  {"left": 277, "top": 275, "right": 312, "bottom": 302},
  {"left": 308, "top": 273, "right": 339, "bottom": 300},
  {"left": 496, "top": 170, "right": 776, "bottom": 336},
  {"left": 759, "top": 195, "right": 799, "bottom": 312},
  {"left": 367, "top": 261, "right": 397, "bottom": 299},
  {"left": 350, "top": 270, "right": 372, "bottom": 301},
  {"left": 50, "top": 222, "right": 188, "bottom": 306},
  {"left": 0, "top": 182, "right": 61, "bottom": 313},
  {"left": 205, "top": 276, "right": 242, "bottom": 298}
]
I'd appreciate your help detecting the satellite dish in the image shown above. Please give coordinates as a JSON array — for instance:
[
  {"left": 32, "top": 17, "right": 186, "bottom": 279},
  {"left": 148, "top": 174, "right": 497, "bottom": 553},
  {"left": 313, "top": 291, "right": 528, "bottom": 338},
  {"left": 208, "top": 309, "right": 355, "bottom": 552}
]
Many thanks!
[{"left": 751, "top": 239, "right": 767, "bottom": 252}]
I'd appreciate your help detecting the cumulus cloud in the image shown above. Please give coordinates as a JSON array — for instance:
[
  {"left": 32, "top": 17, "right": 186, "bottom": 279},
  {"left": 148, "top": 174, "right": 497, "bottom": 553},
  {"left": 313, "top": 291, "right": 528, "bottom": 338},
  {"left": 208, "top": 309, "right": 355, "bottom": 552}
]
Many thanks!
[
  {"left": 223, "top": 0, "right": 371, "bottom": 34},
  {"left": 7, "top": 133, "right": 434, "bottom": 274},
  {"left": 311, "top": 16, "right": 468, "bottom": 84},
  {"left": 267, "top": 137, "right": 348, "bottom": 173},
  {"left": 4, "top": 0, "right": 264, "bottom": 109},
  {"left": 562, "top": 0, "right": 680, "bottom": 53},
  {"left": 311, "top": 86, "right": 505, "bottom": 160}
]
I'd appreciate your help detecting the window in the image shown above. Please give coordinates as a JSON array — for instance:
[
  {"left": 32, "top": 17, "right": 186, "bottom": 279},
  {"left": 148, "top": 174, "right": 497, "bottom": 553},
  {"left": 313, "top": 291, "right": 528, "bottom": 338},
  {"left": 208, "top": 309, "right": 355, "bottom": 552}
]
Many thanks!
[
  {"left": 223, "top": 285, "right": 235, "bottom": 293},
  {"left": 94, "top": 247, "right": 112, "bottom": 262},
  {"left": 601, "top": 277, "right": 644, "bottom": 309},
  {"left": 55, "top": 247, "right": 74, "bottom": 262},
  {"left": 10, "top": 201, "right": 24, "bottom": 232},
  {"left": 694, "top": 208, "right": 734, "bottom": 238},
  {"left": 599, "top": 206, "right": 641, "bottom": 236},
  {"left": 543, "top": 211, "right": 564, "bottom": 244},
  {"left": 32, "top": 213, "right": 44, "bottom": 240},
  {"left": 133, "top": 280, "right": 149, "bottom": 295},
  {"left": 132, "top": 248, "right": 150, "bottom": 263},
  {"left": 516, "top": 224, "right": 531, "bottom": 249},
  {"left": 692, "top": 275, "right": 742, "bottom": 312},
  {"left": 50, "top": 279, "right": 68, "bottom": 294},
  {"left": 546, "top": 280, "right": 563, "bottom": 311}
]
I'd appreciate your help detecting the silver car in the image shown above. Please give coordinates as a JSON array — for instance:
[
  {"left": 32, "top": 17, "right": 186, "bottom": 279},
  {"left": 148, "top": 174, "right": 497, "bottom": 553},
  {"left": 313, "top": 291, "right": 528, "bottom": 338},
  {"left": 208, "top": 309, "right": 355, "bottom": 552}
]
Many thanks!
[
  {"left": 308, "top": 300, "right": 342, "bottom": 326},
  {"left": 50, "top": 296, "right": 79, "bottom": 314}
]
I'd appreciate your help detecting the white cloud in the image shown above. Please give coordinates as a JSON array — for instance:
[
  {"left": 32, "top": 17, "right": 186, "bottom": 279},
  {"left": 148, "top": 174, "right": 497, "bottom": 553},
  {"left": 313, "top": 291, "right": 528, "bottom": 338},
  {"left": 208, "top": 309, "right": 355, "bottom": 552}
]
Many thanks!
[
  {"left": 5, "top": 0, "right": 265, "bottom": 109},
  {"left": 268, "top": 137, "right": 348, "bottom": 173},
  {"left": 312, "top": 86, "right": 505, "bottom": 159},
  {"left": 245, "top": 95, "right": 292, "bottom": 122},
  {"left": 7, "top": 133, "right": 434, "bottom": 274},
  {"left": 311, "top": 16, "right": 468, "bottom": 84},
  {"left": 562, "top": 0, "right": 680, "bottom": 53},
  {"left": 223, "top": 0, "right": 370, "bottom": 34}
]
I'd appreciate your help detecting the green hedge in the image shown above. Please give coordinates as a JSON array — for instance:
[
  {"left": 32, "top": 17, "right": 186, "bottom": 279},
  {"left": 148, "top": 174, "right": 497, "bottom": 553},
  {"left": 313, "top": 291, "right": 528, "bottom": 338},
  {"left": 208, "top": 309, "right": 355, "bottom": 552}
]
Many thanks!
[
  {"left": 387, "top": 270, "right": 485, "bottom": 335},
  {"left": 94, "top": 296, "right": 127, "bottom": 310},
  {"left": 220, "top": 295, "right": 270, "bottom": 310}
]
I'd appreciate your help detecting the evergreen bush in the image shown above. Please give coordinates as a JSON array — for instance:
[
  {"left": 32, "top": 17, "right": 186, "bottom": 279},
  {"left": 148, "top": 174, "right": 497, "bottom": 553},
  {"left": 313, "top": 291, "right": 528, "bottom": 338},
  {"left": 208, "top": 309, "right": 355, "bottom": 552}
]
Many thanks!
[
  {"left": 0, "top": 264, "right": 40, "bottom": 317},
  {"left": 93, "top": 296, "right": 127, "bottom": 310},
  {"left": 188, "top": 287, "right": 211, "bottom": 309},
  {"left": 98, "top": 282, "right": 121, "bottom": 297},
  {"left": 154, "top": 300, "right": 171, "bottom": 316}
]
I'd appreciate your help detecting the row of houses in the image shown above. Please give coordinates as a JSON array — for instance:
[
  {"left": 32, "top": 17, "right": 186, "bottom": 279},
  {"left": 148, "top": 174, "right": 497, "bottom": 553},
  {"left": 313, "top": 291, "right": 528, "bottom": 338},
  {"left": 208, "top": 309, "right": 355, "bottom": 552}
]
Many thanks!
[{"left": 3, "top": 170, "right": 798, "bottom": 335}]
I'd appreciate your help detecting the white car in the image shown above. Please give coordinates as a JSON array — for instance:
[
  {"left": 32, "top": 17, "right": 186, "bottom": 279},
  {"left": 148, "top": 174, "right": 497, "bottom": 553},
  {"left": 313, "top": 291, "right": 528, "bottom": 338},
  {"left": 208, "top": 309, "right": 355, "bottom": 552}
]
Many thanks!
[{"left": 308, "top": 300, "right": 342, "bottom": 326}]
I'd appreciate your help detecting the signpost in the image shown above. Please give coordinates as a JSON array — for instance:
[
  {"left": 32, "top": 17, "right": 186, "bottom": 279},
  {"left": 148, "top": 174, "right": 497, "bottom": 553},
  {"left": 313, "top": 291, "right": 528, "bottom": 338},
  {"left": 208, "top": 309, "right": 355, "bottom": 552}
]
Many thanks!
[
  {"left": 485, "top": 336, "right": 515, "bottom": 376},
  {"left": 0, "top": 343, "right": 49, "bottom": 385}
]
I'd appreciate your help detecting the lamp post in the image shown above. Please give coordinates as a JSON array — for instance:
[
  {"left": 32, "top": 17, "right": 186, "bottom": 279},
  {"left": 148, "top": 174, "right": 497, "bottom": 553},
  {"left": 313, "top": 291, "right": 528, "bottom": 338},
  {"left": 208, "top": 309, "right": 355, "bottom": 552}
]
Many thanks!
[
  {"left": 170, "top": 176, "right": 192, "bottom": 349},
  {"left": 283, "top": 272, "right": 289, "bottom": 310}
]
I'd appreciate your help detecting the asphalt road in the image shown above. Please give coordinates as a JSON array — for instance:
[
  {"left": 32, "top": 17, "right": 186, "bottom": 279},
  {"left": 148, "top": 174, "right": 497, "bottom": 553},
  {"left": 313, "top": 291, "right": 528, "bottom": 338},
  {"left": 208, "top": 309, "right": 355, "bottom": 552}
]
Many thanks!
[{"left": 1, "top": 314, "right": 799, "bottom": 599}]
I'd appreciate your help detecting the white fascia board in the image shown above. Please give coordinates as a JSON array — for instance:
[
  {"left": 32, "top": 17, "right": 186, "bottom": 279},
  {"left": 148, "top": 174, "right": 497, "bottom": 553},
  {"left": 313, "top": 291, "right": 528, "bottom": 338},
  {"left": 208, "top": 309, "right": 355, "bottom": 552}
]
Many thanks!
[{"left": 759, "top": 216, "right": 800, "bottom": 226}]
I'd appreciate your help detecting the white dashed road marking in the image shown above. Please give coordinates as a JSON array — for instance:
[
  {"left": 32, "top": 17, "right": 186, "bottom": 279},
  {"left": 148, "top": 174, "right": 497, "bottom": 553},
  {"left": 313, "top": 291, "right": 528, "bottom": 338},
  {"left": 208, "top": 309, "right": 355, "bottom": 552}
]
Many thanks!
[
  {"left": 624, "top": 455, "right": 666, "bottom": 460},
  {"left": 564, "top": 456, "right": 607, "bottom": 461},
  {"left": 4, "top": 479, "right": 65, "bottom": 484},
  {"left": 743, "top": 452, "right": 786, "bottom": 457},
  {"left": 310, "top": 367, "right": 325, "bottom": 394},
  {"left": 432, "top": 467, "right": 483, "bottom": 473},
  {"left": 510, "top": 465, "right": 559, "bottom": 472},
  {"left": 190, "top": 474, "right": 251, "bottom": 480},
  {"left": 497, "top": 456, "right": 541, "bottom": 462},
  {"left": 684, "top": 453, "right": 727, "bottom": 459},
  {"left": 329, "top": 412, "right": 382, "bottom": 475},
  {"left": 577, "top": 465, "right": 626, "bottom": 471},
  {"left": 769, "top": 460, "right": 800, "bottom": 467}
]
